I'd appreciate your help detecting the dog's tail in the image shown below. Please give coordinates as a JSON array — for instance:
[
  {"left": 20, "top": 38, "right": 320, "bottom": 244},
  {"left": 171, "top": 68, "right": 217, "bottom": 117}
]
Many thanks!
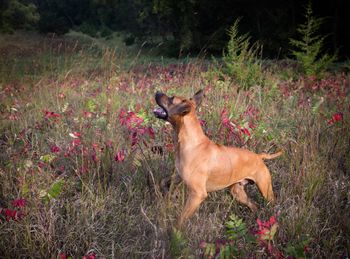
[{"left": 259, "top": 150, "right": 283, "bottom": 160}]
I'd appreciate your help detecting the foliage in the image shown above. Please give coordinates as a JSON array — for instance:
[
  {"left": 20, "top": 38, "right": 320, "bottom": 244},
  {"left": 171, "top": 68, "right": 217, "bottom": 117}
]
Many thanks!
[
  {"left": 222, "top": 18, "right": 264, "bottom": 90},
  {"left": 201, "top": 215, "right": 312, "bottom": 258},
  {"left": 40, "top": 179, "right": 65, "bottom": 204},
  {"left": 225, "top": 214, "right": 249, "bottom": 241},
  {"left": 289, "top": 3, "right": 337, "bottom": 77},
  {"left": 170, "top": 228, "right": 190, "bottom": 257},
  {"left": 36, "top": 0, "right": 136, "bottom": 35},
  {"left": 285, "top": 235, "right": 311, "bottom": 259},
  {"left": 0, "top": 33, "right": 349, "bottom": 258},
  {"left": 1, "top": 1, "right": 347, "bottom": 60},
  {"left": 200, "top": 215, "right": 251, "bottom": 258},
  {"left": 152, "top": 0, "right": 198, "bottom": 55},
  {"left": 0, "top": 0, "right": 39, "bottom": 33}
]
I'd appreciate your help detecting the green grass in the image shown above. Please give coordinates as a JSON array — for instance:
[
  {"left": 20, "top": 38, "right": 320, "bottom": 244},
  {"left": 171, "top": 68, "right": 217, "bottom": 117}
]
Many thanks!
[{"left": 0, "top": 32, "right": 349, "bottom": 258}]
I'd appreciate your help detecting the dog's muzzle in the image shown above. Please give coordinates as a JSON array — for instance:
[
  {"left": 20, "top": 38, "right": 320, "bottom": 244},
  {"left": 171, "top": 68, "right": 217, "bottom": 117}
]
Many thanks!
[
  {"left": 154, "top": 91, "right": 168, "bottom": 120},
  {"left": 153, "top": 107, "right": 167, "bottom": 119}
]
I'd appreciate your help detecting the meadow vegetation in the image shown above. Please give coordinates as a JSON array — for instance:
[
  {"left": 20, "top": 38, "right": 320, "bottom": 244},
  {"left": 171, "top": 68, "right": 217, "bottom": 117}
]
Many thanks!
[{"left": 0, "top": 30, "right": 349, "bottom": 258}]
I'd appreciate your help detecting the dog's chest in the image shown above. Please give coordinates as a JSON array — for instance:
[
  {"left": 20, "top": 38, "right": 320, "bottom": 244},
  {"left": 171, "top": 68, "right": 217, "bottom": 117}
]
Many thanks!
[
  {"left": 174, "top": 147, "right": 184, "bottom": 177},
  {"left": 174, "top": 156, "right": 192, "bottom": 182},
  {"left": 174, "top": 144, "right": 198, "bottom": 180}
]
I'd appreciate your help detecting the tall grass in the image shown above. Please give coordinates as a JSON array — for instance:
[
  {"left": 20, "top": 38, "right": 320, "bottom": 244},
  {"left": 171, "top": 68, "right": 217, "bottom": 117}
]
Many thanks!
[{"left": 0, "top": 32, "right": 349, "bottom": 258}]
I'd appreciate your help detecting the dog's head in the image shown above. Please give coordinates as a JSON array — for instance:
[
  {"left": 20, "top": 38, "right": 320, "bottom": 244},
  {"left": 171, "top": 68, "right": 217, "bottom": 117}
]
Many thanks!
[{"left": 153, "top": 90, "right": 204, "bottom": 125}]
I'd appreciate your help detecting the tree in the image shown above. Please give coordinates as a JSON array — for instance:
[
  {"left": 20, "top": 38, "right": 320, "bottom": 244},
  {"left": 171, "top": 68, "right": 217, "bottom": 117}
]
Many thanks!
[
  {"left": 289, "top": 3, "right": 337, "bottom": 77},
  {"left": 0, "top": 0, "right": 39, "bottom": 33}
]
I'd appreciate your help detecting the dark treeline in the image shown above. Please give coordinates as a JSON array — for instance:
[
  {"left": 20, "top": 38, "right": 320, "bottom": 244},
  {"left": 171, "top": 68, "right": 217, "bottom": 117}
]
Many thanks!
[{"left": 1, "top": 0, "right": 349, "bottom": 59}]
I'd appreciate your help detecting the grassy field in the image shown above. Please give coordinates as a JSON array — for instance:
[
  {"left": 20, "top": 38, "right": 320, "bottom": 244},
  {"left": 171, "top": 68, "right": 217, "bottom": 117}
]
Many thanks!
[{"left": 0, "top": 32, "right": 349, "bottom": 258}]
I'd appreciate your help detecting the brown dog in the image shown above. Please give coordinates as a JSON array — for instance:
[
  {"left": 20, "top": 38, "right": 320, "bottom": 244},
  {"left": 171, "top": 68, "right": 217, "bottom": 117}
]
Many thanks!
[{"left": 154, "top": 90, "right": 282, "bottom": 227}]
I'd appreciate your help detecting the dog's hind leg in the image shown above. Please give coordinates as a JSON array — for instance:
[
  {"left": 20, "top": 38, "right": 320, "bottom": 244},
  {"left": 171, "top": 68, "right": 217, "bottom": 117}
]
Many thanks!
[
  {"left": 230, "top": 182, "right": 257, "bottom": 212},
  {"left": 255, "top": 166, "right": 275, "bottom": 204}
]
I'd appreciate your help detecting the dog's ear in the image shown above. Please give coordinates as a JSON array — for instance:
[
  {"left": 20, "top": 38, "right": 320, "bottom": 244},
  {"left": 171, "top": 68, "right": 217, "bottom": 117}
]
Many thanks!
[
  {"left": 192, "top": 89, "right": 204, "bottom": 107},
  {"left": 173, "top": 102, "right": 191, "bottom": 116}
]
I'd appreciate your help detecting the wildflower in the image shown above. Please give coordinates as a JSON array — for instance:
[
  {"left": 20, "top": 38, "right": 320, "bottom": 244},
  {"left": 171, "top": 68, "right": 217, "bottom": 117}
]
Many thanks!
[
  {"left": 328, "top": 112, "right": 343, "bottom": 125},
  {"left": 115, "top": 150, "right": 125, "bottom": 162},
  {"left": 147, "top": 127, "right": 155, "bottom": 139},
  {"left": 43, "top": 110, "right": 61, "bottom": 119},
  {"left": 83, "top": 252, "right": 96, "bottom": 259},
  {"left": 59, "top": 252, "right": 67, "bottom": 259},
  {"left": 255, "top": 215, "right": 283, "bottom": 257},
  {"left": 38, "top": 161, "right": 47, "bottom": 168},
  {"left": 105, "top": 140, "right": 113, "bottom": 148},
  {"left": 0, "top": 208, "right": 24, "bottom": 221},
  {"left": 241, "top": 128, "right": 251, "bottom": 136},
  {"left": 131, "top": 132, "right": 138, "bottom": 147},
  {"left": 248, "top": 121, "right": 256, "bottom": 129},
  {"left": 50, "top": 145, "right": 61, "bottom": 153},
  {"left": 220, "top": 109, "right": 230, "bottom": 125},
  {"left": 8, "top": 114, "right": 19, "bottom": 121},
  {"left": 304, "top": 245, "right": 311, "bottom": 254},
  {"left": 118, "top": 109, "right": 126, "bottom": 122},
  {"left": 256, "top": 215, "right": 278, "bottom": 242},
  {"left": 119, "top": 109, "right": 145, "bottom": 129},
  {"left": 72, "top": 139, "right": 81, "bottom": 147},
  {"left": 12, "top": 198, "right": 27, "bottom": 208},
  {"left": 2, "top": 208, "right": 17, "bottom": 220},
  {"left": 333, "top": 112, "right": 343, "bottom": 122},
  {"left": 165, "top": 143, "right": 174, "bottom": 151},
  {"left": 83, "top": 111, "right": 93, "bottom": 118},
  {"left": 199, "top": 240, "right": 207, "bottom": 249},
  {"left": 91, "top": 143, "right": 100, "bottom": 150},
  {"left": 199, "top": 119, "right": 206, "bottom": 127}
]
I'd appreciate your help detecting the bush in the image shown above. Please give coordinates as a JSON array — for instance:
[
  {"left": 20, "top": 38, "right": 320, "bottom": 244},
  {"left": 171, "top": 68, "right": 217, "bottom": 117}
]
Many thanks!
[
  {"left": 99, "top": 26, "right": 113, "bottom": 38},
  {"left": 289, "top": 3, "right": 336, "bottom": 77},
  {"left": 0, "top": 0, "right": 39, "bottom": 33},
  {"left": 38, "top": 13, "right": 70, "bottom": 35},
  {"left": 222, "top": 18, "right": 264, "bottom": 90},
  {"left": 123, "top": 33, "right": 135, "bottom": 46},
  {"left": 77, "top": 22, "right": 99, "bottom": 37}
]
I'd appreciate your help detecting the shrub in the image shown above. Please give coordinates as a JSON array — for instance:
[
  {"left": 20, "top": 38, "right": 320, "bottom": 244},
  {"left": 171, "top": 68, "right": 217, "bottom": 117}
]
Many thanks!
[
  {"left": 0, "top": 0, "right": 39, "bottom": 33},
  {"left": 223, "top": 18, "right": 264, "bottom": 90},
  {"left": 289, "top": 3, "right": 336, "bottom": 77},
  {"left": 170, "top": 228, "right": 190, "bottom": 258}
]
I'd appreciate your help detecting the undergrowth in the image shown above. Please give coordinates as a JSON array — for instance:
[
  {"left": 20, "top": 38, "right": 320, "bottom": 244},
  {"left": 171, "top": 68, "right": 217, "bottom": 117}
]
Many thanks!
[
  {"left": 222, "top": 18, "right": 264, "bottom": 90},
  {"left": 289, "top": 3, "right": 337, "bottom": 77},
  {"left": 0, "top": 30, "right": 349, "bottom": 258}
]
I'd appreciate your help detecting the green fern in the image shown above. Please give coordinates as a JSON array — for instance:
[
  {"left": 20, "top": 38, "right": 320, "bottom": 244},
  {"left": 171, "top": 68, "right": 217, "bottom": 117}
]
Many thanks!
[
  {"left": 289, "top": 3, "right": 336, "bottom": 77},
  {"left": 170, "top": 228, "right": 190, "bottom": 258},
  {"left": 225, "top": 214, "right": 248, "bottom": 241},
  {"left": 223, "top": 18, "right": 263, "bottom": 90}
]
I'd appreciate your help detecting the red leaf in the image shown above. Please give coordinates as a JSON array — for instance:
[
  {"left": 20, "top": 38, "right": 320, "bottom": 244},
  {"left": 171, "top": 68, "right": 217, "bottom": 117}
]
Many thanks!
[
  {"left": 115, "top": 150, "right": 125, "bottom": 162},
  {"left": 12, "top": 198, "right": 27, "bottom": 208}
]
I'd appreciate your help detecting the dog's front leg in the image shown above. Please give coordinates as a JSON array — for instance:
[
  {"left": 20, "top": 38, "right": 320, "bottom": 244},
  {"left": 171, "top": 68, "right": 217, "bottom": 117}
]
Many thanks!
[{"left": 178, "top": 189, "right": 207, "bottom": 227}]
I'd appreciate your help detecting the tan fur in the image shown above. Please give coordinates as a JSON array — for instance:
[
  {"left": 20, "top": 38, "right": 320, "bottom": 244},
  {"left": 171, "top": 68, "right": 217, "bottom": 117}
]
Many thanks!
[{"left": 154, "top": 91, "right": 282, "bottom": 227}]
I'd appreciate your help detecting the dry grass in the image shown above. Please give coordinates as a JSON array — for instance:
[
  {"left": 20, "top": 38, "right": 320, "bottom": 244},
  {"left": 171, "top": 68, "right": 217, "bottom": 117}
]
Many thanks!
[{"left": 0, "top": 33, "right": 349, "bottom": 258}]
